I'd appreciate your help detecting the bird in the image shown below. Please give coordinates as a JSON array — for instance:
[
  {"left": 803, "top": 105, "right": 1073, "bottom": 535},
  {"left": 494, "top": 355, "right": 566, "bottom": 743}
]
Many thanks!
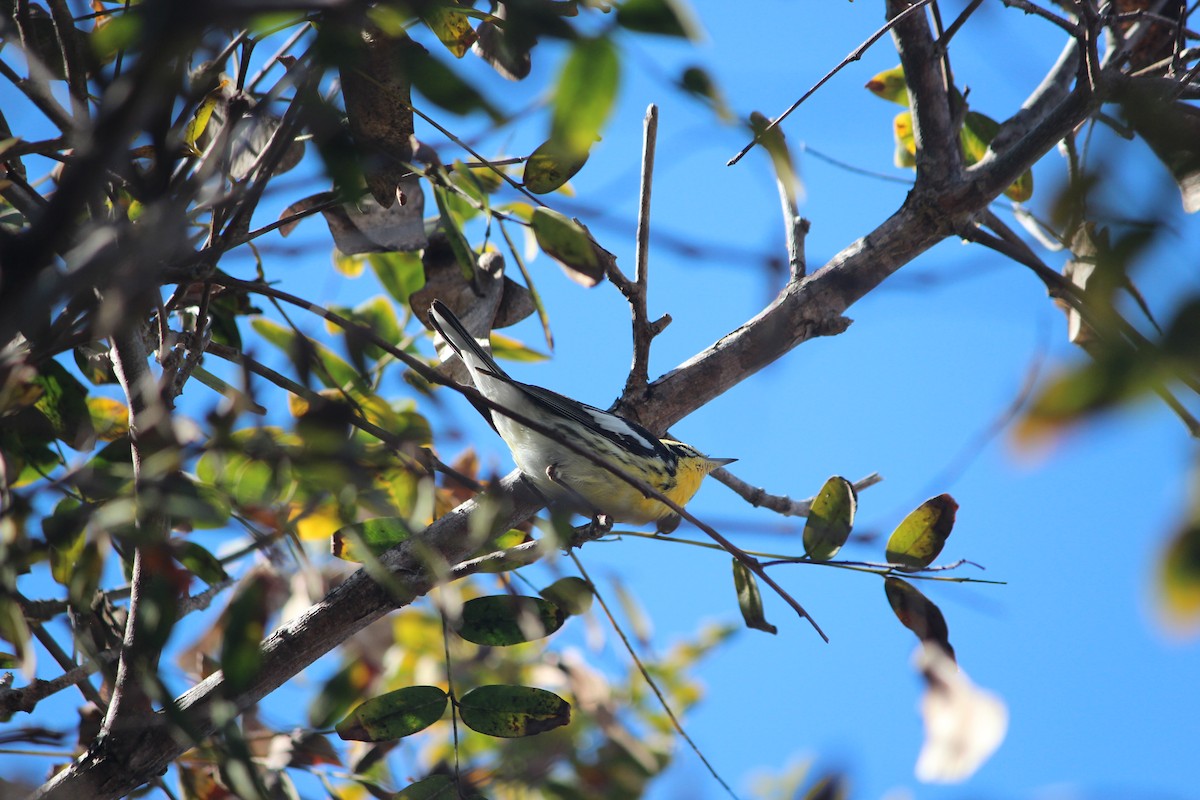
[{"left": 428, "top": 300, "right": 734, "bottom": 528}]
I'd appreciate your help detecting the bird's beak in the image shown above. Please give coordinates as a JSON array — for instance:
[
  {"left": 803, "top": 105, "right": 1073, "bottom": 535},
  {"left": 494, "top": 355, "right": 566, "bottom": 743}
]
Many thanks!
[{"left": 706, "top": 457, "right": 737, "bottom": 472}]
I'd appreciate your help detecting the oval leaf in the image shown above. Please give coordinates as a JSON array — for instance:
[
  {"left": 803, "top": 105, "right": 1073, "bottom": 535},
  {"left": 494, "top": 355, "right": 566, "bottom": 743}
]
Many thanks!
[
  {"left": 885, "top": 494, "right": 958, "bottom": 571},
  {"left": 884, "top": 577, "right": 954, "bottom": 659},
  {"left": 540, "top": 577, "right": 594, "bottom": 616},
  {"left": 395, "top": 774, "right": 485, "bottom": 800},
  {"left": 523, "top": 138, "right": 589, "bottom": 194},
  {"left": 335, "top": 685, "right": 448, "bottom": 742},
  {"left": 220, "top": 575, "right": 271, "bottom": 695},
  {"left": 455, "top": 595, "right": 566, "bottom": 646},
  {"left": 732, "top": 560, "right": 777, "bottom": 635},
  {"left": 551, "top": 36, "right": 619, "bottom": 159},
  {"left": 1157, "top": 520, "right": 1200, "bottom": 632},
  {"left": 803, "top": 476, "right": 857, "bottom": 561},
  {"left": 530, "top": 207, "right": 609, "bottom": 286},
  {"left": 458, "top": 684, "right": 570, "bottom": 738}
]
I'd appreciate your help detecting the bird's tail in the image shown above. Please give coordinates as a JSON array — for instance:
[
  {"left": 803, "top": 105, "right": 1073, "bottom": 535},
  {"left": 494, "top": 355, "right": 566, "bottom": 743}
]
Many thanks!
[{"left": 428, "top": 300, "right": 506, "bottom": 380}]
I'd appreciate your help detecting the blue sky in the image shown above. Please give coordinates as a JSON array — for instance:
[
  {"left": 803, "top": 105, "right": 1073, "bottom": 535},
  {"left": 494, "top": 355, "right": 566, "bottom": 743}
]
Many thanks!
[{"left": 5, "top": 2, "right": 1199, "bottom": 798}]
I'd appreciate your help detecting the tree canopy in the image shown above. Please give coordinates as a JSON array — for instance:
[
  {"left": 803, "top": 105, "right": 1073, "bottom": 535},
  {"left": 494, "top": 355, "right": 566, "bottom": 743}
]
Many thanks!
[{"left": 1, "top": 1, "right": 1199, "bottom": 798}]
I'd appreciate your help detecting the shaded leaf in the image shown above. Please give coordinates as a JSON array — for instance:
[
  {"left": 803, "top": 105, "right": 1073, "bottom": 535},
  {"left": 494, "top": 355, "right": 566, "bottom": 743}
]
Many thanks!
[
  {"left": 803, "top": 476, "right": 856, "bottom": 561},
  {"left": 335, "top": 685, "right": 448, "bottom": 742},
  {"left": 221, "top": 575, "right": 271, "bottom": 695},
  {"left": 540, "top": 577, "right": 593, "bottom": 616},
  {"left": 679, "top": 65, "right": 733, "bottom": 121},
  {"left": 551, "top": 36, "right": 619, "bottom": 159},
  {"left": 915, "top": 644, "right": 1008, "bottom": 783},
  {"left": 172, "top": 540, "right": 229, "bottom": 585},
  {"left": 884, "top": 577, "right": 954, "bottom": 659},
  {"left": 455, "top": 595, "right": 566, "bottom": 645},
  {"left": 530, "top": 207, "right": 609, "bottom": 286},
  {"left": 473, "top": 18, "right": 532, "bottom": 81},
  {"left": 732, "top": 560, "right": 776, "bottom": 634},
  {"left": 458, "top": 684, "right": 571, "bottom": 738},
  {"left": 616, "top": 0, "right": 702, "bottom": 39},
  {"left": 885, "top": 494, "right": 958, "bottom": 571},
  {"left": 309, "top": 660, "right": 377, "bottom": 729},
  {"left": 34, "top": 360, "right": 95, "bottom": 451},
  {"left": 395, "top": 774, "right": 485, "bottom": 800}
]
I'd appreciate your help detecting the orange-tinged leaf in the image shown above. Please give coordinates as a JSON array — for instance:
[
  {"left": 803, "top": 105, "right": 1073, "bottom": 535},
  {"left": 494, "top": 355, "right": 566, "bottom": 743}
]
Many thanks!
[
  {"left": 87, "top": 396, "right": 129, "bottom": 442},
  {"left": 422, "top": 3, "right": 477, "bottom": 58},
  {"left": 866, "top": 65, "right": 909, "bottom": 105},
  {"left": 884, "top": 577, "right": 954, "bottom": 659}
]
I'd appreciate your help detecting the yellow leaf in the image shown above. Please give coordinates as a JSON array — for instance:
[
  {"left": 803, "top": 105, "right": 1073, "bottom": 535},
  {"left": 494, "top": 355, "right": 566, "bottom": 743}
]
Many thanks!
[
  {"left": 292, "top": 504, "right": 343, "bottom": 542},
  {"left": 87, "top": 396, "right": 129, "bottom": 441}
]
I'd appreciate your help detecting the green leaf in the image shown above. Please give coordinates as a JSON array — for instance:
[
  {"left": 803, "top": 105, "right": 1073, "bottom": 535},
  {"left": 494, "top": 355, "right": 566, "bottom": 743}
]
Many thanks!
[
  {"left": 432, "top": 184, "right": 477, "bottom": 276},
  {"left": 221, "top": 575, "right": 271, "bottom": 696},
  {"left": 732, "top": 560, "right": 777, "bottom": 634},
  {"left": 309, "top": 660, "right": 376, "bottom": 729},
  {"left": 335, "top": 685, "right": 448, "bottom": 742},
  {"left": 679, "top": 65, "right": 733, "bottom": 121},
  {"left": 803, "top": 476, "right": 856, "bottom": 561},
  {"left": 0, "top": 595, "right": 33, "bottom": 678},
  {"left": 961, "top": 111, "right": 1033, "bottom": 201},
  {"left": 33, "top": 360, "right": 95, "bottom": 451},
  {"left": 172, "top": 540, "right": 229, "bottom": 585},
  {"left": 331, "top": 517, "right": 415, "bottom": 562},
  {"left": 44, "top": 498, "right": 89, "bottom": 587},
  {"left": 368, "top": 251, "right": 426, "bottom": 304},
  {"left": 749, "top": 111, "right": 801, "bottom": 209},
  {"left": 885, "top": 494, "right": 958, "bottom": 571},
  {"left": 616, "top": 0, "right": 701, "bottom": 39},
  {"left": 884, "top": 577, "right": 954, "bottom": 659},
  {"left": 551, "top": 37, "right": 619, "bottom": 159},
  {"left": 865, "top": 65, "right": 909, "bottom": 105},
  {"left": 456, "top": 595, "right": 566, "bottom": 645},
  {"left": 395, "top": 775, "right": 486, "bottom": 800},
  {"left": 458, "top": 684, "right": 571, "bottom": 738},
  {"left": 1158, "top": 520, "right": 1200, "bottom": 631},
  {"left": 421, "top": 3, "right": 477, "bottom": 58},
  {"left": 407, "top": 45, "right": 500, "bottom": 120},
  {"left": 250, "top": 318, "right": 368, "bottom": 392},
  {"left": 530, "top": 207, "right": 609, "bottom": 287},
  {"left": 540, "top": 577, "right": 594, "bottom": 616},
  {"left": 523, "top": 138, "right": 589, "bottom": 194}
]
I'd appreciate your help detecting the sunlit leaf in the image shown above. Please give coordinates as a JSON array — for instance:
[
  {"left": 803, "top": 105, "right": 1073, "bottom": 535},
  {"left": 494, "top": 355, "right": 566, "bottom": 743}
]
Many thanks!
[
  {"left": 458, "top": 684, "right": 571, "bottom": 738},
  {"left": 488, "top": 332, "right": 548, "bottom": 363},
  {"left": 551, "top": 36, "right": 619, "bottom": 159},
  {"left": 894, "top": 110, "right": 916, "bottom": 167},
  {"left": 523, "top": 138, "right": 589, "bottom": 194},
  {"left": 336, "top": 685, "right": 448, "bottom": 741},
  {"left": 455, "top": 595, "right": 566, "bottom": 645},
  {"left": 885, "top": 494, "right": 957, "bottom": 571},
  {"left": 182, "top": 79, "right": 229, "bottom": 156},
  {"left": 884, "top": 577, "right": 954, "bottom": 658},
  {"left": 732, "top": 560, "right": 776, "bottom": 634},
  {"left": 865, "top": 65, "right": 909, "bottom": 105},
  {"left": 750, "top": 111, "right": 801, "bottom": 208},
  {"left": 540, "top": 577, "right": 593, "bottom": 616},
  {"left": 86, "top": 396, "right": 129, "bottom": 442},
  {"left": 803, "top": 476, "right": 856, "bottom": 561},
  {"left": 421, "top": 3, "right": 477, "bottom": 58},
  {"left": 332, "top": 517, "right": 415, "bottom": 562},
  {"left": 369, "top": 251, "right": 426, "bottom": 304},
  {"left": 1157, "top": 520, "right": 1200, "bottom": 633}
]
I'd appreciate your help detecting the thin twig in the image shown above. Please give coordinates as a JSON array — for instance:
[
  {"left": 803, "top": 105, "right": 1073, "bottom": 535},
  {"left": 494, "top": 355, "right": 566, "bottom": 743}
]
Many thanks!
[
  {"left": 570, "top": 553, "right": 740, "bottom": 800},
  {"left": 727, "top": 0, "right": 935, "bottom": 166},
  {"left": 621, "top": 105, "right": 669, "bottom": 401},
  {"left": 214, "top": 276, "right": 827, "bottom": 639},
  {"left": 716, "top": 470, "right": 882, "bottom": 518}
]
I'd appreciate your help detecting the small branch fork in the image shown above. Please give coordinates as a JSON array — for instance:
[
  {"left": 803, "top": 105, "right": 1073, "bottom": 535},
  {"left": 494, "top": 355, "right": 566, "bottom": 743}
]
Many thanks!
[{"left": 615, "top": 104, "right": 672, "bottom": 408}]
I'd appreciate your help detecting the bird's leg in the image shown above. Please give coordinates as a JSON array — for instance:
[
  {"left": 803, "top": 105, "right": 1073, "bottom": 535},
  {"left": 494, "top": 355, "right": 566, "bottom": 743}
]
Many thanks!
[{"left": 546, "top": 464, "right": 612, "bottom": 548}]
